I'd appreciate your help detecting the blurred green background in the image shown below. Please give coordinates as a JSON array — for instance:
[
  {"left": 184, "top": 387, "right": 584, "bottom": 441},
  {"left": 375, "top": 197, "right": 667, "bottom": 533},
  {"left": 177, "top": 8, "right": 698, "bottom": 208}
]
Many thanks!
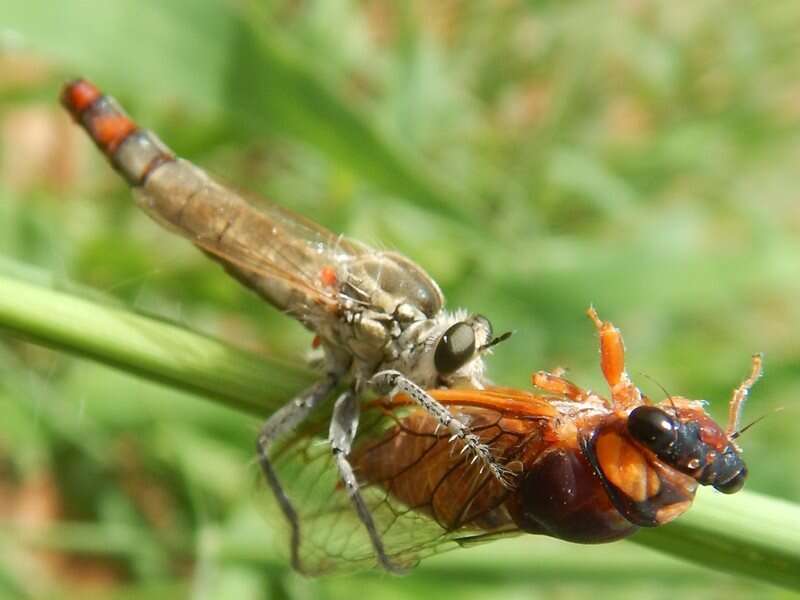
[{"left": 1, "top": 1, "right": 799, "bottom": 598}]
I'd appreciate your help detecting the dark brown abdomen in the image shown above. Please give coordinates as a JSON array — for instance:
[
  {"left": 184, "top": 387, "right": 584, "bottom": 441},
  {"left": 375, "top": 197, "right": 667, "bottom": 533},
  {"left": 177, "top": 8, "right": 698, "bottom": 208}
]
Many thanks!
[{"left": 506, "top": 447, "right": 637, "bottom": 543}]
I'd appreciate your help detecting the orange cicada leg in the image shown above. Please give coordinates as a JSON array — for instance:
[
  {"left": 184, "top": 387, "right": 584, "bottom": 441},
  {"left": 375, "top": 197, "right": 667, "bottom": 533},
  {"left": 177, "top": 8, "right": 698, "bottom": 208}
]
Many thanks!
[
  {"left": 587, "top": 307, "right": 641, "bottom": 409},
  {"left": 725, "top": 353, "right": 764, "bottom": 448},
  {"left": 531, "top": 370, "right": 591, "bottom": 403}
]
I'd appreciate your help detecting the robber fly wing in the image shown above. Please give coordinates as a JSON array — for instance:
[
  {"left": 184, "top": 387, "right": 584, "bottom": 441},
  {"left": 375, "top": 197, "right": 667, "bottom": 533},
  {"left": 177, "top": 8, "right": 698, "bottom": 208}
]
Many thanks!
[
  {"left": 61, "top": 79, "right": 379, "bottom": 317},
  {"left": 130, "top": 171, "right": 365, "bottom": 316},
  {"left": 62, "top": 79, "right": 448, "bottom": 321}
]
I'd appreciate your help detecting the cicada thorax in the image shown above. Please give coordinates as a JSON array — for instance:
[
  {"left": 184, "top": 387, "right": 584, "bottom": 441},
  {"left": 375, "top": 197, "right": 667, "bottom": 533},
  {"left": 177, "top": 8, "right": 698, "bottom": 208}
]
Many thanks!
[
  {"left": 579, "top": 411, "right": 699, "bottom": 529},
  {"left": 351, "top": 405, "right": 691, "bottom": 546}
]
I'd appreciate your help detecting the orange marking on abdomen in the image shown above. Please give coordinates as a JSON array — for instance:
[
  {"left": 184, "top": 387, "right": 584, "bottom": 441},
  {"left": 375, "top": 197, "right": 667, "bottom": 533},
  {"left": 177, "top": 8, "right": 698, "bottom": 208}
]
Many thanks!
[
  {"left": 60, "top": 79, "right": 101, "bottom": 116},
  {"left": 89, "top": 113, "right": 137, "bottom": 154},
  {"left": 320, "top": 266, "right": 338, "bottom": 287}
]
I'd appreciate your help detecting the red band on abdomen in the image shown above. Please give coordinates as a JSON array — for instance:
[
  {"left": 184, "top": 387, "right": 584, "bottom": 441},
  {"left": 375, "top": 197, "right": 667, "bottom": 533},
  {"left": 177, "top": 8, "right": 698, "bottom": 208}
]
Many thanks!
[
  {"left": 61, "top": 79, "right": 102, "bottom": 117},
  {"left": 88, "top": 113, "right": 138, "bottom": 154},
  {"left": 61, "top": 79, "right": 140, "bottom": 156}
]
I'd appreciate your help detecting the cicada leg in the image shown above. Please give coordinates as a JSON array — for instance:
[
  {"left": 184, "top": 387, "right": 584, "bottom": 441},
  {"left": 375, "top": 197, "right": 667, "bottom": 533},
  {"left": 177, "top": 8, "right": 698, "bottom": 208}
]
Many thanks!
[
  {"left": 726, "top": 353, "right": 764, "bottom": 445},
  {"left": 586, "top": 307, "right": 642, "bottom": 409},
  {"left": 256, "top": 374, "right": 339, "bottom": 574},
  {"left": 329, "top": 389, "right": 409, "bottom": 574},
  {"left": 531, "top": 370, "right": 592, "bottom": 402},
  {"left": 370, "top": 370, "right": 515, "bottom": 488}
]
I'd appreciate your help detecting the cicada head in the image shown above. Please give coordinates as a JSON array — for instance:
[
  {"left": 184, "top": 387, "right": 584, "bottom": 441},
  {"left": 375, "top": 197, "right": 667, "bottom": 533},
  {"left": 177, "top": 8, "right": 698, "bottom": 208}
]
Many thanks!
[
  {"left": 626, "top": 401, "right": 747, "bottom": 494},
  {"left": 571, "top": 310, "right": 764, "bottom": 528},
  {"left": 582, "top": 353, "right": 762, "bottom": 528}
]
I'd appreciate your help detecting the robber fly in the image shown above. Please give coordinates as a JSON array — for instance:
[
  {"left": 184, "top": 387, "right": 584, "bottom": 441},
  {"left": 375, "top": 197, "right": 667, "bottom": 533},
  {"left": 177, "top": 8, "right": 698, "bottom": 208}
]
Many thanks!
[
  {"left": 264, "top": 307, "right": 761, "bottom": 573},
  {"left": 60, "top": 79, "right": 512, "bottom": 574}
]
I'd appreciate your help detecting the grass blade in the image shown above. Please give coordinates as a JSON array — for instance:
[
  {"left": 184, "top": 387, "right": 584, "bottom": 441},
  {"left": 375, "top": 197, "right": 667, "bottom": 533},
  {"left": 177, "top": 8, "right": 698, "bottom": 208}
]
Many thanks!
[
  {"left": 0, "top": 273, "right": 313, "bottom": 417},
  {"left": 0, "top": 272, "right": 798, "bottom": 590}
]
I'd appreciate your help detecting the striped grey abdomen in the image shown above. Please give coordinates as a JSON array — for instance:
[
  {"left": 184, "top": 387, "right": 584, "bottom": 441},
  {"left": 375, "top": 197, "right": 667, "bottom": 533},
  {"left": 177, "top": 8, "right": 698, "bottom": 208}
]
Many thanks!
[{"left": 133, "top": 158, "right": 319, "bottom": 318}]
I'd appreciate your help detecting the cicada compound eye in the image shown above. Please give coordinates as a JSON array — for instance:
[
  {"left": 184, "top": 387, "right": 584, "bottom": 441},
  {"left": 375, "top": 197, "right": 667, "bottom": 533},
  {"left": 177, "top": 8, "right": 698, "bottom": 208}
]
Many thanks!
[
  {"left": 434, "top": 322, "right": 477, "bottom": 375},
  {"left": 627, "top": 406, "right": 678, "bottom": 454},
  {"left": 713, "top": 466, "right": 748, "bottom": 494}
]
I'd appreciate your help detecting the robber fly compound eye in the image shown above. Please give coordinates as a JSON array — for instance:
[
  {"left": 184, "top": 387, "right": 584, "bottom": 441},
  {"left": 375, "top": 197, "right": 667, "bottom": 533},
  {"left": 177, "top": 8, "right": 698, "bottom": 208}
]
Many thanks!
[{"left": 434, "top": 322, "right": 477, "bottom": 375}]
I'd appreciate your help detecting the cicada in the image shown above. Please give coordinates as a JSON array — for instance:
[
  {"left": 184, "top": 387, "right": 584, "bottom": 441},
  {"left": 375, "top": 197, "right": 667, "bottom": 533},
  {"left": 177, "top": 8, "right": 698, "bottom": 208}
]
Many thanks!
[{"left": 267, "top": 308, "right": 761, "bottom": 574}]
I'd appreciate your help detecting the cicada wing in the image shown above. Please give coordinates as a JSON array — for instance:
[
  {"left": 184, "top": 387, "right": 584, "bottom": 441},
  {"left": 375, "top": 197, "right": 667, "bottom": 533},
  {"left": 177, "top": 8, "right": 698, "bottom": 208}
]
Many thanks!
[
  {"left": 263, "top": 409, "right": 464, "bottom": 575},
  {"left": 262, "top": 398, "right": 539, "bottom": 575}
]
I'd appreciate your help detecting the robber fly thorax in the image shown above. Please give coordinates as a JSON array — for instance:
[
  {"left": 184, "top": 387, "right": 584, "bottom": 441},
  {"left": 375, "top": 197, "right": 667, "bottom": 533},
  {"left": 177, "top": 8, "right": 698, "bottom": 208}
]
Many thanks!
[{"left": 60, "top": 79, "right": 510, "bottom": 574}]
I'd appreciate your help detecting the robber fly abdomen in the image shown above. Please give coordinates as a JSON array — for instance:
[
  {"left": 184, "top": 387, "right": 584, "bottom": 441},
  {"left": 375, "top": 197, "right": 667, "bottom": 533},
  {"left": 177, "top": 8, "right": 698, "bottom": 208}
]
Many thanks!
[
  {"left": 61, "top": 79, "right": 513, "bottom": 574},
  {"left": 61, "top": 79, "right": 350, "bottom": 321}
]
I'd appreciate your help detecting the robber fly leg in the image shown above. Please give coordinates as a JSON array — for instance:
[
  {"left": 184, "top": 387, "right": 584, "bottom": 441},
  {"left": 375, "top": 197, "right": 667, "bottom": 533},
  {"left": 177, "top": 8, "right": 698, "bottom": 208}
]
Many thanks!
[
  {"left": 329, "top": 389, "right": 408, "bottom": 575},
  {"left": 370, "top": 370, "right": 514, "bottom": 488},
  {"left": 256, "top": 374, "right": 338, "bottom": 574},
  {"left": 586, "top": 307, "right": 641, "bottom": 409}
]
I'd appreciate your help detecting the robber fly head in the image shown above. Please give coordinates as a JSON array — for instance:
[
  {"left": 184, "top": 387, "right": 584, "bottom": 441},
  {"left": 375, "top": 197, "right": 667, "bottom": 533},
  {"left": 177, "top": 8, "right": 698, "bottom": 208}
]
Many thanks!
[{"left": 433, "top": 314, "right": 511, "bottom": 378}]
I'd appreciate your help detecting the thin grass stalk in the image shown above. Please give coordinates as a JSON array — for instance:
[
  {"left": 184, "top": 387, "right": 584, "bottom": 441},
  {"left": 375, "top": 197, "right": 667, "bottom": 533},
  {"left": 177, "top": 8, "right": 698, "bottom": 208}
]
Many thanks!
[{"left": 1, "top": 273, "right": 798, "bottom": 590}]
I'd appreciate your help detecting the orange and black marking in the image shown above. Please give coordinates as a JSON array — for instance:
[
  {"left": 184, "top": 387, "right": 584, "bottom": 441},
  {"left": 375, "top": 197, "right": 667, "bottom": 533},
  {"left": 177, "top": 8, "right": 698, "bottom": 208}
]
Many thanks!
[{"left": 61, "top": 79, "right": 175, "bottom": 186}]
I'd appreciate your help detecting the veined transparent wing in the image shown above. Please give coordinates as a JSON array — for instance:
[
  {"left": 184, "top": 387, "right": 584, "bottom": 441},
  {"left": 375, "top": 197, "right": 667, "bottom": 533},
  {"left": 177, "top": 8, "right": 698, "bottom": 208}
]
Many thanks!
[
  {"left": 265, "top": 389, "right": 556, "bottom": 574},
  {"left": 61, "top": 79, "right": 445, "bottom": 319},
  {"left": 135, "top": 172, "right": 445, "bottom": 319}
]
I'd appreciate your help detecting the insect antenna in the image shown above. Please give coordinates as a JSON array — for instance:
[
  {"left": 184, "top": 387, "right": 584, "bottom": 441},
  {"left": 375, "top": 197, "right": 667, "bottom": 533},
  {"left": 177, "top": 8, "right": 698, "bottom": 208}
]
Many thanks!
[
  {"left": 730, "top": 407, "right": 783, "bottom": 440},
  {"left": 479, "top": 330, "right": 513, "bottom": 353},
  {"left": 638, "top": 372, "right": 675, "bottom": 411}
]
